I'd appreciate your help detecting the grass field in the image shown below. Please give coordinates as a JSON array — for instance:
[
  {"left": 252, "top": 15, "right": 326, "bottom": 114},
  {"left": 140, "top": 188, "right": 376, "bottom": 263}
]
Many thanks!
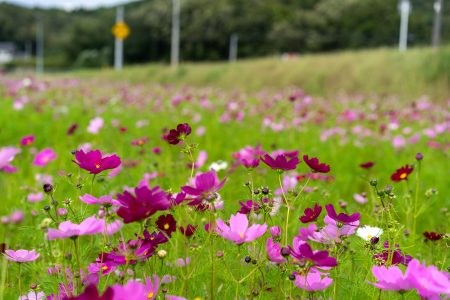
[
  {"left": 0, "top": 49, "right": 449, "bottom": 300},
  {"left": 69, "top": 47, "right": 450, "bottom": 100}
]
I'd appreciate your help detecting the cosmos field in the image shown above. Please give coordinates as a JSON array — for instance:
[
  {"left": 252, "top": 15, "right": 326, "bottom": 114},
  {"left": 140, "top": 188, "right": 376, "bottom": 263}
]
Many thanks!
[{"left": 0, "top": 76, "right": 448, "bottom": 299}]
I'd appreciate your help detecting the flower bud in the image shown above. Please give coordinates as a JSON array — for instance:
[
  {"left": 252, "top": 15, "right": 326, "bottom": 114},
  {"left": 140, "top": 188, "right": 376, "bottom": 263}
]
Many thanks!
[
  {"left": 370, "top": 236, "right": 379, "bottom": 245},
  {"left": 244, "top": 256, "right": 251, "bottom": 263},
  {"left": 280, "top": 247, "right": 290, "bottom": 257},
  {"left": 157, "top": 250, "right": 167, "bottom": 258},
  {"left": 216, "top": 250, "right": 224, "bottom": 258},
  {"left": 369, "top": 178, "right": 378, "bottom": 187},
  {"left": 43, "top": 184, "right": 53, "bottom": 194},
  {"left": 262, "top": 187, "right": 269, "bottom": 195},
  {"left": 415, "top": 153, "right": 423, "bottom": 161},
  {"left": 288, "top": 274, "right": 295, "bottom": 281},
  {"left": 270, "top": 226, "right": 281, "bottom": 238}
]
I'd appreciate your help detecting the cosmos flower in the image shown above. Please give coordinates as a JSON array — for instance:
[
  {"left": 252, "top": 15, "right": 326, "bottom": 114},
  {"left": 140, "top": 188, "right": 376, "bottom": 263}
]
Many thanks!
[
  {"left": 116, "top": 186, "right": 171, "bottom": 224},
  {"left": 290, "top": 242, "right": 337, "bottom": 267},
  {"left": 266, "top": 238, "right": 286, "bottom": 264},
  {"left": 33, "top": 148, "right": 57, "bottom": 167},
  {"left": 165, "top": 123, "right": 191, "bottom": 145},
  {"left": 293, "top": 269, "right": 333, "bottom": 291},
  {"left": 369, "top": 265, "right": 413, "bottom": 291},
  {"left": 360, "top": 161, "right": 375, "bottom": 169},
  {"left": 391, "top": 165, "right": 414, "bottom": 182},
  {"left": 47, "top": 216, "right": 103, "bottom": 240},
  {"left": 261, "top": 154, "right": 299, "bottom": 172},
  {"left": 215, "top": 213, "right": 267, "bottom": 245},
  {"left": 73, "top": 149, "right": 121, "bottom": 175},
  {"left": 112, "top": 276, "right": 160, "bottom": 300},
  {"left": 27, "top": 192, "right": 44, "bottom": 202},
  {"left": 356, "top": 226, "right": 383, "bottom": 241},
  {"left": 87, "top": 117, "right": 104, "bottom": 134},
  {"left": 0, "top": 146, "right": 21, "bottom": 171},
  {"left": 423, "top": 231, "right": 444, "bottom": 241},
  {"left": 79, "top": 194, "right": 119, "bottom": 206},
  {"left": 325, "top": 204, "right": 360, "bottom": 224},
  {"left": 156, "top": 214, "right": 177, "bottom": 236},
  {"left": 3, "top": 249, "right": 40, "bottom": 262},
  {"left": 373, "top": 242, "right": 412, "bottom": 266},
  {"left": 131, "top": 137, "right": 148, "bottom": 146},
  {"left": 179, "top": 224, "right": 197, "bottom": 237},
  {"left": 20, "top": 135, "right": 35, "bottom": 146},
  {"left": 238, "top": 200, "right": 260, "bottom": 215},
  {"left": 63, "top": 284, "right": 114, "bottom": 300},
  {"left": 299, "top": 204, "right": 322, "bottom": 223},
  {"left": 181, "top": 171, "right": 226, "bottom": 210},
  {"left": 303, "top": 155, "right": 330, "bottom": 173}
]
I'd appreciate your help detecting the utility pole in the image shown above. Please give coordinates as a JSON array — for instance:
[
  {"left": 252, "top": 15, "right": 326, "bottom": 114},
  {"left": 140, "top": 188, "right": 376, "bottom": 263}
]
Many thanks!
[
  {"left": 432, "top": 0, "right": 443, "bottom": 48},
  {"left": 171, "top": 0, "right": 180, "bottom": 68},
  {"left": 35, "top": 19, "right": 44, "bottom": 73},
  {"left": 398, "top": 0, "right": 411, "bottom": 51},
  {"left": 114, "top": 6, "right": 124, "bottom": 70},
  {"left": 229, "top": 33, "right": 238, "bottom": 62}
]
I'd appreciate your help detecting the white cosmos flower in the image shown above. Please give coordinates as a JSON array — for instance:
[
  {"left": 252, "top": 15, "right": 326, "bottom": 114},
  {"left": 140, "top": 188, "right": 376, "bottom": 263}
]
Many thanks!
[
  {"left": 209, "top": 161, "right": 228, "bottom": 172},
  {"left": 356, "top": 225, "right": 383, "bottom": 241}
]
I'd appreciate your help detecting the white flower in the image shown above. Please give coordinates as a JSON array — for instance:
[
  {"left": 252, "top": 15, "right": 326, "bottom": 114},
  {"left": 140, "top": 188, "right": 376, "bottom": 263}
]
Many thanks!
[
  {"left": 356, "top": 225, "right": 383, "bottom": 241},
  {"left": 209, "top": 161, "right": 228, "bottom": 172}
]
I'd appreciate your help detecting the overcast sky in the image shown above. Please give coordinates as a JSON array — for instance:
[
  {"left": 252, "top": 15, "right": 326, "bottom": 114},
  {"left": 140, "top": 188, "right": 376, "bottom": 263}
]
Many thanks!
[{"left": 1, "top": 0, "right": 133, "bottom": 10}]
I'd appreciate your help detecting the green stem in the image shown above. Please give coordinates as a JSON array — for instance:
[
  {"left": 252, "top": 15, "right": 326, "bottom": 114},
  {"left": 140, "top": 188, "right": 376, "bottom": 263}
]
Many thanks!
[
  {"left": 412, "top": 161, "right": 420, "bottom": 235},
  {"left": 18, "top": 263, "right": 22, "bottom": 299},
  {"left": 210, "top": 211, "right": 215, "bottom": 300},
  {"left": 278, "top": 174, "right": 290, "bottom": 246}
]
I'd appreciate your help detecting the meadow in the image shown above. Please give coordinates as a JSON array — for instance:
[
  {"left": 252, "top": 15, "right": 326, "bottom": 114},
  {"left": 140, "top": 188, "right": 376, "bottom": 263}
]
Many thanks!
[{"left": 0, "top": 50, "right": 449, "bottom": 300}]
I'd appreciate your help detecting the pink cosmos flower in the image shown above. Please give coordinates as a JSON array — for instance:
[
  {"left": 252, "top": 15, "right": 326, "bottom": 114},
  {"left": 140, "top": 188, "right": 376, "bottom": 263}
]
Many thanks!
[
  {"left": 33, "top": 148, "right": 57, "bottom": 167},
  {"left": 20, "top": 135, "right": 35, "bottom": 146},
  {"left": 215, "top": 213, "right": 267, "bottom": 245},
  {"left": 353, "top": 193, "right": 368, "bottom": 204},
  {"left": 47, "top": 216, "right": 103, "bottom": 240},
  {"left": 405, "top": 259, "right": 450, "bottom": 299},
  {"left": 293, "top": 268, "right": 333, "bottom": 291},
  {"left": 79, "top": 194, "right": 119, "bottom": 206},
  {"left": 27, "top": 192, "right": 44, "bottom": 202},
  {"left": 19, "top": 291, "right": 46, "bottom": 300},
  {"left": 181, "top": 171, "right": 226, "bottom": 210},
  {"left": 369, "top": 264, "right": 414, "bottom": 291},
  {"left": 266, "top": 238, "right": 287, "bottom": 264},
  {"left": 3, "top": 249, "right": 40, "bottom": 262},
  {"left": 112, "top": 276, "right": 159, "bottom": 300},
  {"left": 87, "top": 117, "right": 104, "bottom": 134},
  {"left": 232, "top": 145, "right": 264, "bottom": 169},
  {"left": 0, "top": 146, "right": 21, "bottom": 171},
  {"left": 73, "top": 150, "right": 121, "bottom": 175}
]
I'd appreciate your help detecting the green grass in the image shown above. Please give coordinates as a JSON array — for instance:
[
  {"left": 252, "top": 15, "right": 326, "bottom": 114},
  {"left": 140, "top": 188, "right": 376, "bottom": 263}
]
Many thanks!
[
  {"left": 0, "top": 69, "right": 448, "bottom": 300},
  {"left": 65, "top": 46, "right": 450, "bottom": 100}
]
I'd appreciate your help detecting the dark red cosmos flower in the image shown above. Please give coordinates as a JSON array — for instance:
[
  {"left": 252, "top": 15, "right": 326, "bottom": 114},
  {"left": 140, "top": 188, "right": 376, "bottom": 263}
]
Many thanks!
[
  {"left": 391, "top": 165, "right": 414, "bottom": 182},
  {"left": 73, "top": 150, "right": 121, "bottom": 175},
  {"left": 423, "top": 231, "right": 444, "bottom": 241},
  {"left": 156, "top": 214, "right": 177, "bottom": 236},
  {"left": 303, "top": 155, "right": 330, "bottom": 173},
  {"left": 299, "top": 204, "right": 322, "bottom": 223},
  {"left": 179, "top": 224, "right": 198, "bottom": 237},
  {"left": 67, "top": 123, "right": 78, "bottom": 135},
  {"left": 261, "top": 154, "right": 299, "bottom": 172},
  {"left": 165, "top": 123, "right": 191, "bottom": 145},
  {"left": 373, "top": 242, "right": 412, "bottom": 266},
  {"left": 63, "top": 284, "right": 114, "bottom": 300},
  {"left": 290, "top": 242, "right": 337, "bottom": 267},
  {"left": 325, "top": 204, "right": 360, "bottom": 224},
  {"left": 360, "top": 161, "right": 375, "bottom": 169},
  {"left": 238, "top": 200, "right": 260, "bottom": 215},
  {"left": 116, "top": 186, "right": 171, "bottom": 224}
]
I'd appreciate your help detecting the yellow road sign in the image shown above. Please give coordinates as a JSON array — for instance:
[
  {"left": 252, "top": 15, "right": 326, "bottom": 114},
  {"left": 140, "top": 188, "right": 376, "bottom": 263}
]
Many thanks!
[{"left": 112, "top": 22, "right": 130, "bottom": 40}]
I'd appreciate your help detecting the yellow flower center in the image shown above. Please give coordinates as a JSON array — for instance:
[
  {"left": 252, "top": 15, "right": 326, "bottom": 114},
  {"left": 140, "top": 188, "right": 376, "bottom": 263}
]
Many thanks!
[
  {"left": 147, "top": 292, "right": 154, "bottom": 298},
  {"left": 194, "top": 298, "right": 202, "bottom": 300},
  {"left": 101, "top": 266, "right": 108, "bottom": 271},
  {"left": 164, "top": 223, "right": 170, "bottom": 230},
  {"left": 95, "top": 164, "right": 101, "bottom": 169},
  {"left": 239, "top": 232, "right": 244, "bottom": 238},
  {"left": 400, "top": 173, "right": 407, "bottom": 179},
  {"left": 138, "top": 140, "right": 144, "bottom": 145},
  {"left": 367, "top": 235, "right": 372, "bottom": 239}
]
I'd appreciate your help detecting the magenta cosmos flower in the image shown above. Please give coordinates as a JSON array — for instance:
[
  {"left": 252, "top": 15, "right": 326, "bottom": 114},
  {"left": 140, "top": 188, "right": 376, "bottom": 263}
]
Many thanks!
[
  {"left": 165, "top": 123, "right": 191, "bottom": 145},
  {"left": 261, "top": 153, "right": 299, "bottom": 172},
  {"left": 303, "top": 155, "right": 330, "bottom": 173},
  {"left": 79, "top": 194, "right": 119, "bottom": 206},
  {"left": 20, "top": 135, "right": 35, "bottom": 147},
  {"left": 266, "top": 238, "right": 287, "bottom": 264},
  {"left": 63, "top": 284, "right": 114, "bottom": 300},
  {"left": 325, "top": 204, "right": 360, "bottom": 224},
  {"left": 299, "top": 204, "right": 322, "bottom": 223},
  {"left": 293, "top": 268, "right": 333, "bottom": 291},
  {"left": 47, "top": 216, "right": 103, "bottom": 240},
  {"left": 369, "top": 264, "right": 414, "bottom": 291},
  {"left": 290, "top": 242, "right": 337, "bottom": 267},
  {"left": 3, "top": 249, "right": 40, "bottom": 262},
  {"left": 215, "top": 213, "right": 267, "bottom": 245},
  {"left": 33, "top": 148, "right": 57, "bottom": 167},
  {"left": 73, "top": 149, "right": 121, "bottom": 174},
  {"left": 116, "top": 186, "right": 171, "bottom": 224},
  {"left": 181, "top": 171, "right": 226, "bottom": 210}
]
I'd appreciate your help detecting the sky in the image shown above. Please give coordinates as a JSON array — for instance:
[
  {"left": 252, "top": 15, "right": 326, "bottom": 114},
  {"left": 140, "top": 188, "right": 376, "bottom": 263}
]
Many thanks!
[{"left": 1, "top": 0, "right": 133, "bottom": 10}]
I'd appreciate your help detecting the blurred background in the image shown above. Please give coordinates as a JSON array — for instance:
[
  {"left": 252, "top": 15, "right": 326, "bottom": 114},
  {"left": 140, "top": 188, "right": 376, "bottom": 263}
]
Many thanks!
[{"left": 0, "top": 0, "right": 449, "bottom": 70}]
